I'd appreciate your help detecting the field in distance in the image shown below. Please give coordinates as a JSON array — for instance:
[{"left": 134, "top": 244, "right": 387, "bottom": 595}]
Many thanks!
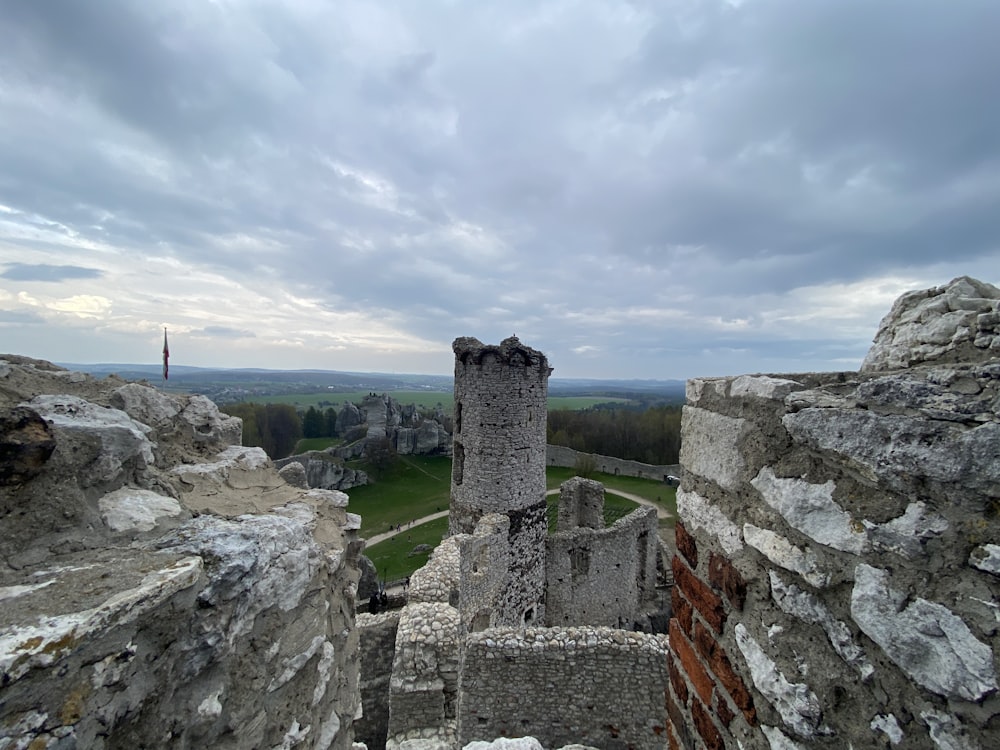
[{"left": 259, "top": 391, "right": 632, "bottom": 412}]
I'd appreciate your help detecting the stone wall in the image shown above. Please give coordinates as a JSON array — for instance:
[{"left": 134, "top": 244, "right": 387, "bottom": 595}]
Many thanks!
[
  {"left": 546, "top": 478, "right": 659, "bottom": 628},
  {"left": 670, "top": 364, "right": 1000, "bottom": 748},
  {"left": 546, "top": 444, "right": 680, "bottom": 482},
  {"left": 458, "top": 626, "right": 668, "bottom": 750},
  {"left": 450, "top": 336, "right": 551, "bottom": 627},
  {"left": 356, "top": 611, "right": 401, "bottom": 750}
]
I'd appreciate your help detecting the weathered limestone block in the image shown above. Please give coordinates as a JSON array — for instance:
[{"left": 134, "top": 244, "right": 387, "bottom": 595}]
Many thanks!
[
  {"left": 98, "top": 487, "right": 184, "bottom": 533},
  {"left": 109, "top": 382, "right": 181, "bottom": 431},
  {"left": 730, "top": 375, "right": 804, "bottom": 400},
  {"left": 733, "top": 623, "right": 828, "bottom": 738},
  {"left": 969, "top": 544, "right": 1000, "bottom": 575},
  {"left": 743, "top": 525, "right": 829, "bottom": 588},
  {"left": 179, "top": 394, "right": 243, "bottom": 447},
  {"left": 850, "top": 564, "right": 997, "bottom": 701},
  {"left": 680, "top": 406, "right": 748, "bottom": 491},
  {"left": 750, "top": 468, "right": 863, "bottom": 554},
  {"left": 862, "top": 276, "right": 1000, "bottom": 371},
  {"left": 782, "top": 408, "right": 1000, "bottom": 502},
  {"left": 854, "top": 364, "right": 1000, "bottom": 423},
  {"left": 278, "top": 460, "right": 310, "bottom": 488},
  {"left": 768, "top": 572, "right": 873, "bottom": 679},
  {"left": 25, "top": 394, "right": 155, "bottom": 486},
  {"left": 676, "top": 487, "right": 742, "bottom": 555}
]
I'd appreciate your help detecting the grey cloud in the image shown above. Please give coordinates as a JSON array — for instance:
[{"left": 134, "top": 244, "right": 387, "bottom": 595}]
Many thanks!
[
  {"left": 196, "top": 327, "right": 257, "bottom": 339},
  {"left": 0, "top": 1, "right": 997, "bottom": 377},
  {"left": 1, "top": 264, "right": 104, "bottom": 282},
  {"left": 0, "top": 310, "right": 45, "bottom": 324}
]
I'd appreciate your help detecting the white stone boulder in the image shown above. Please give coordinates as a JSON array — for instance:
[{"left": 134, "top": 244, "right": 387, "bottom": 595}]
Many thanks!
[
  {"left": 24, "top": 394, "right": 155, "bottom": 487},
  {"left": 862, "top": 276, "right": 1000, "bottom": 371},
  {"left": 98, "top": 487, "right": 183, "bottom": 532}
]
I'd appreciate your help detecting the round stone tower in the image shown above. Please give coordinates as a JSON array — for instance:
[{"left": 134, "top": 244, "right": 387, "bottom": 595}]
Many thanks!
[{"left": 450, "top": 336, "right": 551, "bottom": 626}]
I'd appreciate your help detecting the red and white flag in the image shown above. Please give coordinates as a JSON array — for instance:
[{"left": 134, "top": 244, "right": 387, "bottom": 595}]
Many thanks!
[{"left": 162, "top": 328, "right": 170, "bottom": 380}]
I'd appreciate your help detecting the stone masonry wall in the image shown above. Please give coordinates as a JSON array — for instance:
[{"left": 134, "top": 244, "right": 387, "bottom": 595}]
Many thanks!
[
  {"left": 450, "top": 336, "right": 551, "bottom": 627},
  {"left": 458, "top": 626, "right": 669, "bottom": 750},
  {"left": 546, "top": 504, "right": 658, "bottom": 628},
  {"left": 355, "top": 611, "right": 400, "bottom": 750},
  {"left": 669, "top": 363, "right": 1000, "bottom": 749},
  {"left": 546, "top": 444, "right": 680, "bottom": 482}
]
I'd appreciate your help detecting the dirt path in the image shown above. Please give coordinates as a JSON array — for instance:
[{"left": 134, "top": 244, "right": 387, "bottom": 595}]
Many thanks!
[
  {"left": 362, "top": 487, "right": 672, "bottom": 548},
  {"left": 363, "top": 510, "right": 450, "bottom": 547}
]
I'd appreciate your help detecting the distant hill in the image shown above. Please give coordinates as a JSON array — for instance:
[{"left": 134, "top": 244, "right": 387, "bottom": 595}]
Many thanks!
[{"left": 58, "top": 363, "right": 686, "bottom": 405}]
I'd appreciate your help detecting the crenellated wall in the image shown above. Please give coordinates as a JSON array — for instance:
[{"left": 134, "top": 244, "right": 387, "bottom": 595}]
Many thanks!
[{"left": 669, "top": 362, "right": 1000, "bottom": 749}]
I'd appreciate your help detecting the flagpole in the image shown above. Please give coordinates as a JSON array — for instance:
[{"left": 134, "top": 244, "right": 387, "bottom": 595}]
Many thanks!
[{"left": 162, "top": 327, "right": 170, "bottom": 381}]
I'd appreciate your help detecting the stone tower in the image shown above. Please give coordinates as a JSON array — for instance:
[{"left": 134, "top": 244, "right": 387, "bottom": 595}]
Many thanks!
[{"left": 449, "top": 336, "right": 552, "bottom": 626}]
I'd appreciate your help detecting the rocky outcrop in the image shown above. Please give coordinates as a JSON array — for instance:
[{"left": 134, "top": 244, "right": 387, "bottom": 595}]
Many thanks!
[
  {"left": 862, "top": 275, "right": 1000, "bottom": 371},
  {"left": 356, "top": 394, "right": 451, "bottom": 457},
  {"left": 0, "top": 356, "right": 362, "bottom": 749},
  {"left": 275, "top": 450, "right": 369, "bottom": 491}
]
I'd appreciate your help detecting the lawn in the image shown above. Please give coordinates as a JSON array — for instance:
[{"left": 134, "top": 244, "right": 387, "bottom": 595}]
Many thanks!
[
  {"left": 365, "top": 492, "right": 643, "bottom": 583},
  {"left": 346, "top": 455, "right": 452, "bottom": 536},
  {"left": 364, "top": 516, "right": 450, "bottom": 582},
  {"left": 356, "top": 459, "right": 675, "bottom": 584},
  {"left": 293, "top": 436, "right": 341, "bottom": 453}
]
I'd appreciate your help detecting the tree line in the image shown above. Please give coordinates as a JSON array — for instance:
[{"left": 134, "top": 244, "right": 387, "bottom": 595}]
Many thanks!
[
  {"left": 220, "top": 402, "right": 302, "bottom": 459},
  {"left": 547, "top": 405, "right": 681, "bottom": 465},
  {"left": 221, "top": 400, "right": 681, "bottom": 465}
]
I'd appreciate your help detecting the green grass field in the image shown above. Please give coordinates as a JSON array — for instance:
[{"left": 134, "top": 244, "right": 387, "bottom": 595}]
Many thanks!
[
  {"left": 366, "top": 493, "right": 645, "bottom": 582},
  {"left": 293, "top": 436, "right": 341, "bottom": 453},
  {"left": 355, "top": 456, "right": 675, "bottom": 583},
  {"left": 346, "top": 455, "right": 453, "bottom": 536},
  {"left": 247, "top": 391, "right": 632, "bottom": 413}
]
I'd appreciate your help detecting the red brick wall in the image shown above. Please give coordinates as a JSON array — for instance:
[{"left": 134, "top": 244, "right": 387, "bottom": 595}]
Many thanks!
[{"left": 666, "top": 522, "right": 755, "bottom": 749}]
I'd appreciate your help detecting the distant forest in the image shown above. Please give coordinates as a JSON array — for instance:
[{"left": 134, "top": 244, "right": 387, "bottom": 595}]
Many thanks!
[
  {"left": 222, "top": 401, "right": 682, "bottom": 465},
  {"left": 547, "top": 404, "right": 682, "bottom": 465}
]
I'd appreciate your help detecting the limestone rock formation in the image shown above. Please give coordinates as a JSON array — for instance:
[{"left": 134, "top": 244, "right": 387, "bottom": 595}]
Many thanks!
[
  {"left": 862, "top": 275, "right": 1000, "bottom": 371},
  {"left": 275, "top": 449, "right": 370, "bottom": 491},
  {"left": 0, "top": 356, "right": 362, "bottom": 749}
]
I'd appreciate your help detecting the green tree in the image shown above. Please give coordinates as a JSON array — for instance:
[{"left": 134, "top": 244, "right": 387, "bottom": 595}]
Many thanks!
[
  {"left": 302, "top": 406, "right": 325, "bottom": 438},
  {"left": 364, "top": 437, "right": 398, "bottom": 479}
]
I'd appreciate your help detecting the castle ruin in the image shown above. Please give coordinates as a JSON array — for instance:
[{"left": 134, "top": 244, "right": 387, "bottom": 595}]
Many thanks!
[
  {"left": 2, "top": 276, "right": 998, "bottom": 749},
  {"left": 356, "top": 337, "right": 668, "bottom": 750}
]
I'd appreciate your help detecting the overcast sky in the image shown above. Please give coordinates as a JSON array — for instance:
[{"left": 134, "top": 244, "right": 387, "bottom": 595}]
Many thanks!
[{"left": 1, "top": 0, "right": 998, "bottom": 380}]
